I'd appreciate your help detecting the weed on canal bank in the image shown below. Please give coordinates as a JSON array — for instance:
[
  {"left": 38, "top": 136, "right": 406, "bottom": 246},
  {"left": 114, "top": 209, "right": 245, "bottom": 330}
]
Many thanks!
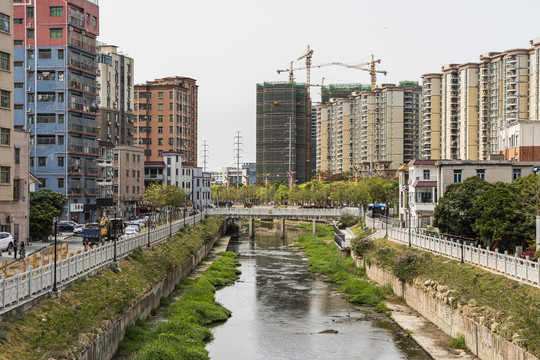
[
  {"left": 294, "top": 230, "right": 387, "bottom": 307},
  {"left": 0, "top": 217, "right": 223, "bottom": 360},
  {"left": 117, "top": 251, "right": 240, "bottom": 360}
]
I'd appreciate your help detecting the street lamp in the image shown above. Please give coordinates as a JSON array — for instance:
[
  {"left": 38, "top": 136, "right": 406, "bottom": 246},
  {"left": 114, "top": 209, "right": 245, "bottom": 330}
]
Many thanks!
[
  {"left": 52, "top": 217, "right": 59, "bottom": 292},
  {"left": 385, "top": 203, "right": 388, "bottom": 238},
  {"left": 459, "top": 210, "right": 464, "bottom": 264},
  {"left": 407, "top": 205, "right": 411, "bottom": 247},
  {"left": 113, "top": 209, "right": 117, "bottom": 264}
]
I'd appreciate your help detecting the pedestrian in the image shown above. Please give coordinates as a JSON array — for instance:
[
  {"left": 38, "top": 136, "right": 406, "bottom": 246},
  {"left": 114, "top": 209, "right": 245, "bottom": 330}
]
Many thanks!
[
  {"left": 13, "top": 240, "right": 18, "bottom": 260},
  {"left": 19, "top": 242, "right": 26, "bottom": 259}
]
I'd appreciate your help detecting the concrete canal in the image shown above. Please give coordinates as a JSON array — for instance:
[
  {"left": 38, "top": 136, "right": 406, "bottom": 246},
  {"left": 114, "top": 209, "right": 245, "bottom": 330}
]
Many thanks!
[{"left": 207, "top": 223, "right": 430, "bottom": 359}]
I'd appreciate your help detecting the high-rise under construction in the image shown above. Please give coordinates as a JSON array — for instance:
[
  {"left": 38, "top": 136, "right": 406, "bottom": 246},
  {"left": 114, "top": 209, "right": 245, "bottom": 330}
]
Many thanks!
[{"left": 256, "top": 82, "right": 309, "bottom": 184}]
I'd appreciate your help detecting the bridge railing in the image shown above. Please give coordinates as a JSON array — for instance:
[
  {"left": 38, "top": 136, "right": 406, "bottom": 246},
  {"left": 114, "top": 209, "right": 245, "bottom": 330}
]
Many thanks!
[
  {"left": 385, "top": 224, "right": 539, "bottom": 287},
  {"left": 208, "top": 207, "right": 350, "bottom": 217},
  {"left": 0, "top": 213, "right": 205, "bottom": 313}
]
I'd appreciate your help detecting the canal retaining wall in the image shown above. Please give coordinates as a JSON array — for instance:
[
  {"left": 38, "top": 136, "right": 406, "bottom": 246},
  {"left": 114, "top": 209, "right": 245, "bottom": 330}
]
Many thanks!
[
  {"left": 360, "top": 258, "right": 538, "bottom": 360},
  {"left": 75, "top": 232, "right": 222, "bottom": 360}
]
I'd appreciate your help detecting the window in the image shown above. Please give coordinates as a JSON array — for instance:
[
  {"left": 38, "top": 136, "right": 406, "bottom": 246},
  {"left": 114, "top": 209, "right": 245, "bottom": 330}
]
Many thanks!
[
  {"left": 37, "top": 135, "right": 55, "bottom": 145},
  {"left": 126, "top": 169, "right": 129, "bottom": 177},
  {"left": 58, "top": 49, "right": 64, "bottom": 59},
  {"left": 13, "top": 18, "right": 22, "bottom": 25},
  {"left": 58, "top": 178, "right": 64, "bottom": 188},
  {"left": 39, "top": 49, "right": 51, "bottom": 59},
  {"left": 38, "top": 157, "right": 46, "bottom": 166},
  {"left": 169, "top": 103, "right": 173, "bottom": 110},
  {"left": 158, "top": 138, "right": 163, "bottom": 145},
  {"left": 476, "top": 169, "right": 485, "bottom": 180},
  {"left": 38, "top": 178, "right": 46, "bottom": 187},
  {"left": 14, "top": 61, "right": 22, "bottom": 67},
  {"left": 423, "top": 169, "right": 430, "bottom": 180},
  {"left": 14, "top": 148, "right": 19, "bottom": 164},
  {"left": 169, "top": 126, "right": 173, "bottom": 133},
  {"left": 0, "top": 13, "right": 10, "bottom": 33},
  {"left": 37, "top": 93, "right": 55, "bottom": 102},
  {"left": 13, "top": 179, "right": 20, "bottom": 200},
  {"left": 58, "top": 71, "right": 64, "bottom": 81},
  {"left": 132, "top": 170, "right": 136, "bottom": 177},
  {"left": 86, "top": 13, "right": 90, "bottom": 24},
  {"left": 137, "top": 155, "right": 140, "bottom": 162},
  {"left": 27, "top": 50, "right": 34, "bottom": 60},
  {"left": 13, "top": 40, "right": 23, "bottom": 46},
  {"left": 126, "top": 153, "right": 129, "bottom": 162},
  {"left": 453, "top": 170, "right": 462, "bottom": 183},
  {"left": 0, "top": 90, "right": 9, "bottom": 108},
  {"left": 0, "top": 128, "right": 9, "bottom": 145},
  {"left": 132, "top": 186, "right": 136, "bottom": 194},
  {"left": 158, "top": 115, "right": 163, "bottom": 122},
  {"left": 513, "top": 169, "right": 522, "bottom": 181},
  {"left": 93, "top": 16, "right": 97, "bottom": 27},
  {"left": 0, "top": 167, "right": 9, "bottom": 184},
  {"left": 158, "top": 104, "right": 163, "bottom": 111},
  {"left": 158, "top": 150, "right": 163, "bottom": 157},
  {"left": 27, "top": 71, "right": 34, "bottom": 81},
  {"left": 27, "top": 7, "right": 34, "bottom": 17},
  {"left": 0, "top": 52, "right": 10, "bottom": 70},
  {"left": 37, "top": 71, "right": 55, "bottom": 81},
  {"left": 169, "top": 115, "right": 173, "bottom": 122},
  {"left": 169, "top": 91, "right": 173, "bottom": 99},
  {"left": 126, "top": 186, "right": 129, "bottom": 194},
  {"left": 50, "top": 28, "right": 63, "bottom": 39},
  {"left": 158, "top": 92, "right": 163, "bottom": 99},
  {"left": 58, "top": 157, "right": 64, "bottom": 167},
  {"left": 50, "top": 6, "right": 63, "bottom": 17},
  {"left": 27, "top": 28, "right": 34, "bottom": 39},
  {"left": 57, "top": 93, "right": 64, "bottom": 103},
  {"left": 58, "top": 114, "right": 64, "bottom": 124},
  {"left": 113, "top": 169, "right": 118, "bottom": 177},
  {"left": 144, "top": 150, "right": 151, "bottom": 156},
  {"left": 158, "top": 127, "right": 163, "bottom": 134},
  {"left": 57, "top": 135, "right": 64, "bottom": 145}
]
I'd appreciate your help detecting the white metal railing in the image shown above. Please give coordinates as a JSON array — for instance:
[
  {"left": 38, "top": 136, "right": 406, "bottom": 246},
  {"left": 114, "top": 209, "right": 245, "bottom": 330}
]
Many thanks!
[
  {"left": 0, "top": 213, "right": 205, "bottom": 312},
  {"left": 208, "top": 207, "right": 354, "bottom": 217},
  {"left": 367, "top": 218, "right": 539, "bottom": 287}
]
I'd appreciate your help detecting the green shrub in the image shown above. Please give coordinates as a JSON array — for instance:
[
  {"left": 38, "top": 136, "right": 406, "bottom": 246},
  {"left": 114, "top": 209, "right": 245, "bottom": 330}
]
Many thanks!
[
  {"left": 351, "top": 236, "right": 374, "bottom": 257},
  {"left": 337, "top": 214, "right": 359, "bottom": 229},
  {"left": 449, "top": 334, "right": 470, "bottom": 351},
  {"left": 392, "top": 252, "right": 428, "bottom": 283}
]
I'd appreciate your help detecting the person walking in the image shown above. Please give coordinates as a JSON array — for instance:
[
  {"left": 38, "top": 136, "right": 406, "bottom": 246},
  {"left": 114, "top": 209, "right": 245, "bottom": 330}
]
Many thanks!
[
  {"left": 19, "top": 242, "right": 26, "bottom": 259},
  {"left": 13, "top": 240, "right": 18, "bottom": 260}
]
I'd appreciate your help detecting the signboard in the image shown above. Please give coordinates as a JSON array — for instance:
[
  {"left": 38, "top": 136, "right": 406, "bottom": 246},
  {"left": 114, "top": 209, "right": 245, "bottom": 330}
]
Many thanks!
[
  {"left": 96, "top": 198, "right": 114, "bottom": 207},
  {"left": 70, "top": 203, "right": 84, "bottom": 212},
  {"left": 84, "top": 204, "right": 98, "bottom": 212}
]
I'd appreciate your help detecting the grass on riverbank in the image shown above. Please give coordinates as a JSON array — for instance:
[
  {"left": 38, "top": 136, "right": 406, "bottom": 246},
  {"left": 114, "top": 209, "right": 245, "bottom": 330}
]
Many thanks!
[
  {"left": 294, "top": 226, "right": 387, "bottom": 307},
  {"left": 117, "top": 251, "right": 241, "bottom": 360},
  {"left": 363, "top": 236, "right": 540, "bottom": 357},
  {"left": 0, "top": 217, "right": 223, "bottom": 360}
]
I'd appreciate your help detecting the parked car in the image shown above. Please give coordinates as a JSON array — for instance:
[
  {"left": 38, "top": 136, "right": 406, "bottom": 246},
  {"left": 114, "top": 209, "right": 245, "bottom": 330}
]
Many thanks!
[
  {"left": 124, "top": 226, "right": 139, "bottom": 236},
  {"left": 73, "top": 224, "right": 85, "bottom": 235},
  {"left": 0, "top": 232, "right": 15, "bottom": 253},
  {"left": 57, "top": 221, "right": 83, "bottom": 232}
]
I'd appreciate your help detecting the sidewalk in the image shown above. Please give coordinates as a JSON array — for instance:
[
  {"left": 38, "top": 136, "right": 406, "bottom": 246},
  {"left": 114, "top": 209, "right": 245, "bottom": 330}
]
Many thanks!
[{"left": 0, "top": 233, "right": 73, "bottom": 263}]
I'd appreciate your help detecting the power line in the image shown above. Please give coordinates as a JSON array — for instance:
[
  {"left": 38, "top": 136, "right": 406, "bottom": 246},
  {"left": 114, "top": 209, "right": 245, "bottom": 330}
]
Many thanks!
[
  {"left": 234, "top": 131, "right": 243, "bottom": 187},
  {"left": 202, "top": 140, "right": 209, "bottom": 172}
]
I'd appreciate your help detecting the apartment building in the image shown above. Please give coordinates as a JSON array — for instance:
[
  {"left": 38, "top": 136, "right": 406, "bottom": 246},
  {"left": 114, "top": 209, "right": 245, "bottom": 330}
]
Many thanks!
[
  {"left": 135, "top": 76, "right": 198, "bottom": 166},
  {"left": 13, "top": 0, "right": 100, "bottom": 223},
  {"left": 422, "top": 37, "right": 540, "bottom": 162},
  {"left": 97, "top": 44, "right": 134, "bottom": 145},
  {"left": 113, "top": 145, "right": 144, "bottom": 219},
  {"left": 420, "top": 74, "right": 442, "bottom": 159},
  {"left": 256, "top": 82, "right": 309, "bottom": 184},
  {"left": 192, "top": 167, "right": 211, "bottom": 210}
]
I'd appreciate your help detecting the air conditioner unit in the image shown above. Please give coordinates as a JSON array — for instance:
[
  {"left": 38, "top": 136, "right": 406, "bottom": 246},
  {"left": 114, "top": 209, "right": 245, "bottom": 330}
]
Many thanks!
[
  {"left": 26, "top": 44, "right": 32, "bottom": 49},
  {"left": 7, "top": 215, "right": 14, "bottom": 223},
  {"left": 26, "top": 23, "right": 32, "bottom": 28}
]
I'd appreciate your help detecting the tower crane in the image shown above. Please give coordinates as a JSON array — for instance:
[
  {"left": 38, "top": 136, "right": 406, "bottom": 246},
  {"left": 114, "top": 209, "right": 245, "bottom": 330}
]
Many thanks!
[{"left": 276, "top": 55, "right": 387, "bottom": 90}]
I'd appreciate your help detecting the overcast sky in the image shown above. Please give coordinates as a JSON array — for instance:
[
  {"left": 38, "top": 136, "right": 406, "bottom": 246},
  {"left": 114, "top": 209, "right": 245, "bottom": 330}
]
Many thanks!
[{"left": 99, "top": 0, "right": 540, "bottom": 171}]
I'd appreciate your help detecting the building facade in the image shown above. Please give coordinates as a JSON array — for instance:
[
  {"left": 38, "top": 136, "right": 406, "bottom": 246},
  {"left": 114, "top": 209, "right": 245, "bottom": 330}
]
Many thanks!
[
  {"left": 421, "top": 37, "right": 540, "bottom": 162},
  {"left": 13, "top": 0, "right": 100, "bottom": 223},
  {"left": 134, "top": 77, "right": 198, "bottom": 165},
  {"left": 97, "top": 44, "right": 134, "bottom": 145},
  {"left": 256, "top": 82, "right": 309, "bottom": 184},
  {"left": 316, "top": 83, "right": 421, "bottom": 177},
  {"left": 113, "top": 145, "right": 144, "bottom": 219}
]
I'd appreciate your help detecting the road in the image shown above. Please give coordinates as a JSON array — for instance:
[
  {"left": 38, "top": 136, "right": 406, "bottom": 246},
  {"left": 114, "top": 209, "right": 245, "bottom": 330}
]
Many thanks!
[{"left": 0, "top": 233, "right": 85, "bottom": 263}]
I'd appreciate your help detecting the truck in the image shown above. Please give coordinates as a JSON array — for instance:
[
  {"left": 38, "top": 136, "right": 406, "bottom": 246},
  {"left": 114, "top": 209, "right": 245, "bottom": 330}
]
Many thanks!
[{"left": 82, "top": 216, "right": 125, "bottom": 246}]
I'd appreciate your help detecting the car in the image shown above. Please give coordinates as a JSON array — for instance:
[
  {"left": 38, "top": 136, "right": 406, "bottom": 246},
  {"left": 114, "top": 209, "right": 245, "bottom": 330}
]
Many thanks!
[
  {"left": 57, "top": 221, "right": 76, "bottom": 232},
  {"left": 124, "top": 226, "right": 139, "bottom": 236},
  {"left": 73, "top": 224, "right": 85, "bottom": 235},
  {"left": 0, "top": 232, "right": 15, "bottom": 254}
]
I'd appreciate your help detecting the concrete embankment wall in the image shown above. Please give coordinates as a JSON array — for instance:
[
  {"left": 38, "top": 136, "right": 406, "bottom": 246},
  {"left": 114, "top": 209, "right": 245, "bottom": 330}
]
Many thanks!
[
  {"left": 76, "top": 234, "right": 221, "bottom": 360},
  {"left": 362, "top": 259, "right": 537, "bottom": 360}
]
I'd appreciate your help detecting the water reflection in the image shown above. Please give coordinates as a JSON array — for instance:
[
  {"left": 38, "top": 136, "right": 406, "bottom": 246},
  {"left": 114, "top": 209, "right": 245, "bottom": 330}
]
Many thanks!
[{"left": 208, "top": 223, "right": 429, "bottom": 360}]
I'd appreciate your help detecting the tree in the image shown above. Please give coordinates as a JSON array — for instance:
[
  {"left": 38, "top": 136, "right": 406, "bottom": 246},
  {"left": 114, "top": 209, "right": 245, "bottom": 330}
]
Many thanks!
[
  {"left": 472, "top": 182, "right": 530, "bottom": 249},
  {"left": 434, "top": 176, "right": 493, "bottom": 238},
  {"left": 29, "top": 190, "right": 67, "bottom": 241}
]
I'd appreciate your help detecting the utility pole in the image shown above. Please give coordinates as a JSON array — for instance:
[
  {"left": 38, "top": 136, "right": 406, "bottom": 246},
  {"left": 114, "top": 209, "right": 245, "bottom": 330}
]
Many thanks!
[
  {"left": 202, "top": 140, "right": 209, "bottom": 172},
  {"left": 234, "top": 131, "right": 243, "bottom": 188}
]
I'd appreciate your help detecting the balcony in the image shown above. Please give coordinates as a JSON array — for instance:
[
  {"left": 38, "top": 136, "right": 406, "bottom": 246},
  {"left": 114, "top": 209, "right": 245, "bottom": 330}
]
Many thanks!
[{"left": 69, "top": 32, "right": 97, "bottom": 54}]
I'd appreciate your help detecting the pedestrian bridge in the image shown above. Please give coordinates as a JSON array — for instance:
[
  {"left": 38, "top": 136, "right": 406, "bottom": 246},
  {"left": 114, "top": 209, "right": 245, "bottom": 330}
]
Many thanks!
[
  {"left": 207, "top": 207, "right": 349, "bottom": 221},
  {"left": 207, "top": 207, "right": 354, "bottom": 238}
]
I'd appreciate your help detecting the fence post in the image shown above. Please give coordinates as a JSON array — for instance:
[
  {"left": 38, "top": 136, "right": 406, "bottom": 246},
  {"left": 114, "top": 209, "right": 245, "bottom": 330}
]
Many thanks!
[
  {"left": 1, "top": 274, "right": 5, "bottom": 308},
  {"left": 526, "top": 256, "right": 530, "bottom": 282},
  {"left": 28, "top": 265, "right": 33, "bottom": 296},
  {"left": 504, "top": 251, "right": 508, "bottom": 274},
  {"left": 15, "top": 270, "right": 20, "bottom": 303}
]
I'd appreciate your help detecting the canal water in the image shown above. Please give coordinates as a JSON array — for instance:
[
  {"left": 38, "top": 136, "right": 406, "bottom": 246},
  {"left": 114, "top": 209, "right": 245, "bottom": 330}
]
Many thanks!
[{"left": 207, "top": 223, "right": 430, "bottom": 360}]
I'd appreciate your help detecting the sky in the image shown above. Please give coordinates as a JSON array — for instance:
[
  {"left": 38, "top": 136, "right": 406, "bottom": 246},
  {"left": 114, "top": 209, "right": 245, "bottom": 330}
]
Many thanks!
[{"left": 98, "top": 0, "right": 540, "bottom": 171}]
